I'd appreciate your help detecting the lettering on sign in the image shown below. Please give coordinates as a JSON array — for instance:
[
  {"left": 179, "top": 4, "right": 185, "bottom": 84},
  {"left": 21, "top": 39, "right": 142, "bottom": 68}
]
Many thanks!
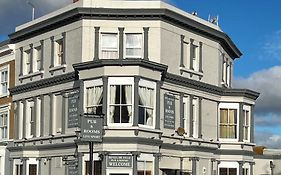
[
  {"left": 164, "top": 94, "right": 176, "bottom": 129},
  {"left": 68, "top": 90, "right": 80, "bottom": 128},
  {"left": 107, "top": 155, "right": 132, "bottom": 168},
  {"left": 80, "top": 116, "right": 103, "bottom": 142},
  {"left": 68, "top": 159, "right": 78, "bottom": 175}
]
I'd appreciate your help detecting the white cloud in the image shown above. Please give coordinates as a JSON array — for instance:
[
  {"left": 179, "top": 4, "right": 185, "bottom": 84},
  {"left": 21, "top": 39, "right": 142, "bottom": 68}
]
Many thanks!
[
  {"left": 255, "top": 132, "right": 281, "bottom": 148},
  {"left": 262, "top": 30, "right": 281, "bottom": 61}
]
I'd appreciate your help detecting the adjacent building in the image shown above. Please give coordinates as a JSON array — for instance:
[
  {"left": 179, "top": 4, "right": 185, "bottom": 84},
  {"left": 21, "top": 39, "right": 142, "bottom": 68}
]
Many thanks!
[
  {"left": 7, "top": 0, "right": 259, "bottom": 175},
  {"left": 0, "top": 40, "right": 15, "bottom": 175}
]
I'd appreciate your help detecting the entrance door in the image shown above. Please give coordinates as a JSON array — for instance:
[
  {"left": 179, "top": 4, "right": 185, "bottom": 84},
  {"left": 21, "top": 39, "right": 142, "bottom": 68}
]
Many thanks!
[{"left": 29, "top": 164, "right": 37, "bottom": 175}]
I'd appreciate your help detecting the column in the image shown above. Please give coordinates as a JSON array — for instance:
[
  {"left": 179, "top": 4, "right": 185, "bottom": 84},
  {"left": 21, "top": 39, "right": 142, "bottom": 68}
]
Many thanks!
[
  {"left": 189, "top": 95, "right": 194, "bottom": 137},
  {"left": 94, "top": 27, "right": 100, "bottom": 60},
  {"left": 102, "top": 76, "right": 108, "bottom": 126},
  {"left": 198, "top": 97, "right": 202, "bottom": 138},
  {"left": 239, "top": 103, "right": 244, "bottom": 142},
  {"left": 249, "top": 162, "right": 255, "bottom": 175},
  {"left": 32, "top": 97, "right": 37, "bottom": 137},
  {"left": 179, "top": 93, "right": 184, "bottom": 128},
  {"left": 189, "top": 39, "right": 194, "bottom": 70},
  {"left": 22, "top": 100, "right": 27, "bottom": 138},
  {"left": 132, "top": 152, "right": 140, "bottom": 175},
  {"left": 99, "top": 152, "right": 108, "bottom": 175},
  {"left": 238, "top": 161, "right": 243, "bottom": 175},
  {"left": 153, "top": 153, "right": 161, "bottom": 175},
  {"left": 61, "top": 92, "right": 66, "bottom": 134},
  {"left": 133, "top": 76, "right": 140, "bottom": 126},
  {"left": 48, "top": 157, "right": 52, "bottom": 175},
  {"left": 216, "top": 102, "right": 219, "bottom": 141},
  {"left": 199, "top": 42, "right": 203, "bottom": 73},
  {"left": 180, "top": 35, "right": 185, "bottom": 67},
  {"left": 9, "top": 158, "right": 14, "bottom": 175},
  {"left": 40, "top": 40, "right": 44, "bottom": 71},
  {"left": 155, "top": 81, "right": 161, "bottom": 130},
  {"left": 180, "top": 157, "right": 183, "bottom": 175},
  {"left": 250, "top": 105, "right": 255, "bottom": 143},
  {"left": 78, "top": 153, "right": 83, "bottom": 175},
  {"left": 210, "top": 159, "right": 216, "bottom": 175},
  {"left": 118, "top": 27, "right": 124, "bottom": 59},
  {"left": 22, "top": 158, "right": 28, "bottom": 175},
  {"left": 49, "top": 94, "right": 53, "bottom": 136},
  {"left": 29, "top": 44, "right": 34, "bottom": 74},
  {"left": 143, "top": 27, "right": 149, "bottom": 60},
  {"left": 62, "top": 32, "right": 66, "bottom": 65},
  {"left": 40, "top": 95, "right": 44, "bottom": 137},
  {"left": 50, "top": 36, "right": 54, "bottom": 68},
  {"left": 15, "top": 101, "right": 19, "bottom": 139},
  {"left": 37, "top": 158, "right": 42, "bottom": 175},
  {"left": 19, "top": 47, "right": 23, "bottom": 76},
  {"left": 189, "top": 157, "right": 199, "bottom": 175}
]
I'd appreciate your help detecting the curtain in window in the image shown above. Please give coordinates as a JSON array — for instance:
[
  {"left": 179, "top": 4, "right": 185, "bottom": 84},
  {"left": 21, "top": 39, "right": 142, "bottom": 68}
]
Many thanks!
[
  {"left": 220, "top": 109, "right": 228, "bottom": 138},
  {"left": 87, "top": 86, "right": 103, "bottom": 114},
  {"left": 229, "top": 109, "right": 237, "bottom": 138},
  {"left": 109, "top": 85, "right": 116, "bottom": 123},
  {"left": 125, "top": 85, "right": 132, "bottom": 123},
  {"left": 139, "top": 87, "right": 154, "bottom": 126}
]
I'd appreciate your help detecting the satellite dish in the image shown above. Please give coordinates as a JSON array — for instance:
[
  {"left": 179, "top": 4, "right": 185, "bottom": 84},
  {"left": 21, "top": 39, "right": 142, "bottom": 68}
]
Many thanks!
[{"left": 176, "top": 127, "right": 185, "bottom": 136}]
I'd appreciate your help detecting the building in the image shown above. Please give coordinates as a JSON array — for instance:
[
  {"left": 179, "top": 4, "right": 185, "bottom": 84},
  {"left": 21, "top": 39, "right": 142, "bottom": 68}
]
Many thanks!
[
  {"left": 0, "top": 40, "right": 15, "bottom": 175},
  {"left": 7, "top": 0, "right": 259, "bottom": 175}
]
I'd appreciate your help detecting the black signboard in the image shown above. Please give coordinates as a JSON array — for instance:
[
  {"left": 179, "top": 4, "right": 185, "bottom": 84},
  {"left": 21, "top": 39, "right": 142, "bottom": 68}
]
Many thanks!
[
  {"left": 164, "top": 94, "right": 176, "bottom": 129},
  {"left": 68, "top": 90, "right": 80, "bottom": 128},
  {"left": 80, "top": 116, "right": 103, "bottom": 142},
  {"left": 68, "top": 159, "right": 78, "bottom": 175},
  {"left": 107, "top": 155, "right": 132, "bottom": 168}
]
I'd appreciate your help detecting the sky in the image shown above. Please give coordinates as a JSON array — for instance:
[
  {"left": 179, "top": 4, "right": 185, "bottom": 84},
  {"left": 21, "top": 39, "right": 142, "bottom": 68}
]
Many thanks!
[{"left": 1, "top": 0, "right": 281, "bottom": 148}]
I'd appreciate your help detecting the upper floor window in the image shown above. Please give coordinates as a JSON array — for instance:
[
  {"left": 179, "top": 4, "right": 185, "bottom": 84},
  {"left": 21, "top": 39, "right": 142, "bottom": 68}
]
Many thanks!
[
  {"left": 222, "top": 54, "right": 232, "bottom": 87},
  {"left": 0, "top": 67, "right": 8, "bottom": 96},
  {"left": 108, "top": 77, "right": 133, "bottom": 125},
  {"left": 191, "top": 44, "right": 199, "bottom": 71},
  {"left": 101, "top": 34, "right": 118, "bottom": 59},
  {"left": 220, "top": 108, "right": 237, "bottom": 139},
  {"left": 243, "top": 106, "right": 250, "bottom": 141},
  {"left": 34, "top": 46, "right": 41, "bottom": 72},
  {"left": 0, "top": 111, "right": 8, "bottom": 139},
  {"left": 192, "top": 97, "right": 199, "bottom": 138},
  {"left": 24, "top": 49, "right": 31, "bottom": 74},
  {"left": 55, "top": 39, "right": 63, "bottom": 66},
  {"left": 86, "top": 85, "right": 103, "bottom": 114},
  {"left": 138, "top": 82, "right": 155, "bottom": 127},
  {"left": 125, "top": 34, "right": 142, "bottom": 58}
]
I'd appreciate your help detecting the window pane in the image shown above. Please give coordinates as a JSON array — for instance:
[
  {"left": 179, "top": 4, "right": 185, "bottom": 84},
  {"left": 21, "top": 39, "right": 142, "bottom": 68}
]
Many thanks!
[
  {"left": 138, "top": 106, "right": 145, "bottom": 125},
  {"left": 229, "top": 126, "right": 236, "bottom": 138},
  {"left": 113, "top": 106, "right": 120, "bottom": 123},
  {"left": 229, "top": 109, "right": 237, "bottom": 124},
  {"left": 220, "top": 109, "right": 228, "bottom": 123},
  {"left": 121, "top": 106, "right": 130, "bottom": 123},
  {"left": 229, "top": 168, "right": 237, "bottom": 175},
  {"left": 126, "top": 34, "right": 142, "bottom": 48},
  {"left": 126, "top": 48, "right": 142, "bottom": 57},
  {"left": 220, "top": 125, "right": 227, "bottom": 138},
  {"left": 102, "top": 34, "right": 118, "bottom": 49},
  {"left": 219, "top": 168, "right": 227, "bottom": 175}
]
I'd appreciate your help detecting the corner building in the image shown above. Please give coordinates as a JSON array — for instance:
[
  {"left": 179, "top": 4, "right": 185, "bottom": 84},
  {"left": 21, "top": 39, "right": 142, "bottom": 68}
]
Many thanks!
[{"left": 8, "top": 0, "right": 259, "bottom": 175}]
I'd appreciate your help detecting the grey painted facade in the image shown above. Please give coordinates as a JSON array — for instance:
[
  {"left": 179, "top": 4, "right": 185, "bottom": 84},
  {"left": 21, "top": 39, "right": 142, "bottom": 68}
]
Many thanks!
[{"left": 7, "top": 0, "right": 260, "bottom": 175}]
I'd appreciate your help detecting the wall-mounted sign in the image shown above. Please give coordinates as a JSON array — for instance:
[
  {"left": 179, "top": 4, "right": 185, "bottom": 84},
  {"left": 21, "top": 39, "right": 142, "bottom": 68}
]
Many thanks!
[
  {"left": 107, "top": 155, "right": 132, "bottom": 168},
  {"left": 164, "top": 94, "right": 175, "bottom": 129},
  {"left": 80, "top": 116, "right": 103, "bottom": 142},
  {"left": 68, "top": 90, "right": 80, "bottom": 128},
  {"left": 68, "top": 159, "right": 78, "bottom": 175}
]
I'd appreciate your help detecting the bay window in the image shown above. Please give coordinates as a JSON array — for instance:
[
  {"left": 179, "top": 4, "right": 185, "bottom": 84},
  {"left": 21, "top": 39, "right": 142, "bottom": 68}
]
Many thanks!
[
  {"left": 86, "top": 85, "right": 103, "bottom": 114},
  {"left": 138, "top": 86, "right": 154, "bottom": 126},
  {"left": 138, "top": 161, "right": 153, "bottom": 175},
  {"left": 125, "top": 34, "right": 142, "bottom": 58},
  {"left": 101, "top": 33, "right": 118, "bottom": 59},
  {"left": 243, "top": 106, "right": 250, "bottom": 141},
  {"left": 220, "top": 108, "right": 237, "bottom": 139}
]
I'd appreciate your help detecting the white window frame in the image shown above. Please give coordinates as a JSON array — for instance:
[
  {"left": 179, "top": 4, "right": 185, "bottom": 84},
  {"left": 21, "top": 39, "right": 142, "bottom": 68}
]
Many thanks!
[
  {"left": 0, "top": 65, "right": 9, "bottom": 97},
  {"left": 243, "top": 105, "right": 251, "bottom": 142},
  {"left": 84, "top": 79, "right": 103, "bottom": 114},
  {"left": 191, "top": 43, "right": 199, "bottom": 71},
  {"left": 55, "top": 39, "right": 63, "bottom": 66},
  {"left": 183, "top": 96, "right": 189, "bottom": 134},
  {"left": 192, "top": 97, "right": 199, "bottom": 138},
  {"left": 26, "top": 100, "right": 34, "bottom": 139},
  {"left": 219, "top": 103, "right": 239, "bottom": 142},
  {"left": 100, "top": 33, "right": 118, "bottom": 59},
  {"left": 107, "top": 77, "right": 134, "bottom": 127},
  {"left": 125, "top": 33, "right": 143, "bottom": 59},
  {"left": 26, "top": 158, "right": 39, "bottom": 175},
  {"left": 0, "top": 107, "right": 9, "bottom": 140},
  {"left": 24, "top": 49, "right": 31, "bottom": 74},
  {"left": 138, "top": 79, "right": 156, "bottom": 129},
  {"left": 34, "top": 46, "right": 42, "bottom": 72},
  {"left": 218, "top": 161, "right": 239, "bottom": 175}
]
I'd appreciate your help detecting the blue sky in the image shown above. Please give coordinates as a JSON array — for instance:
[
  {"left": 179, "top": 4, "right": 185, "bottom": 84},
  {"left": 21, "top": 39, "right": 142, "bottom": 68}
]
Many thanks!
[{"left": 1, "top": 0, "right": 281, "bottom": 148}]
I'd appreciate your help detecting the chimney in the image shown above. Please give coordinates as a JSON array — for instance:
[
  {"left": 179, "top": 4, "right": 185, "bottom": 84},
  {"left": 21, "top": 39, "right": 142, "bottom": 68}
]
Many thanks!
[{"left": 73, "top": 0, "right": 79, "bottom": 3}]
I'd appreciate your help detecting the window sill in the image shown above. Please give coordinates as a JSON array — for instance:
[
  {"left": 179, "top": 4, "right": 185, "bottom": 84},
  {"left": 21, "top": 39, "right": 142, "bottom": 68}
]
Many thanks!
[
  {"left": 179, "top": 67, "right": 203, "bottom": 78},
  {"left": 49, "top": 64, "right": 66, "bottom": 75},
  {"left": 0, "top": 93, "right": 9, "bottom": 99},
  {"left": 19, "top": 71, "right": 44, "bottom": 81}
]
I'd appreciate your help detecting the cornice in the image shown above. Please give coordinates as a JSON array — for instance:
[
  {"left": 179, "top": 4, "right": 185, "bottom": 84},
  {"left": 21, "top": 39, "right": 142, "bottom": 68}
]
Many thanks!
[{"left": 9, "top": 7, "right": 241, "bottom": 58}]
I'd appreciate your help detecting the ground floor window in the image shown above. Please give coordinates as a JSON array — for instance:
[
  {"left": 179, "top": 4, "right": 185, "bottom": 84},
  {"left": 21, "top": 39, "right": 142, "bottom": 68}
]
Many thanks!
[
  {"left": 29, "top": 164, "right": 37, "bottom": 175},
  {"left": 16, "top": 164, "right": 23, "bottom": 175},
  {"left": 85, "top": 160, "right": 102, "bottom": 175},
  {"left": 138, "top": 161, "right": 153, "bottom": 175},
  {"left": 219, "top": 168, "right": 237, "bottom": 175}
]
